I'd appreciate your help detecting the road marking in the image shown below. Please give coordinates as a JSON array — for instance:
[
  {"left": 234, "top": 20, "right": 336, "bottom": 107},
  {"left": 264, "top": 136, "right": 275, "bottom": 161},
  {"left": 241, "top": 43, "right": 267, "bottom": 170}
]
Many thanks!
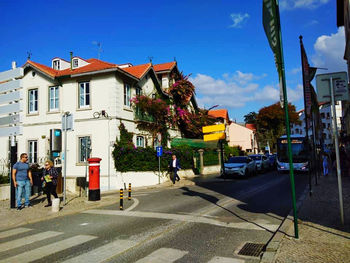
[
  {"left": 82, "top": 210, "right": 279, "bottom": 231},
  {"left": 125, "top": 197, "right": 139, "bottom": 211},
  {"left": 0, "top": 227, "right": 32, "bottom": 239},
  {"left": 62, "top": 239, "right": 137, "bottom": 263},
  {"left": 207, "top": 256, "right": 245, "bottom": 263},
  {"left": 135, "top": 248, "right": 188, "bottom": 263},
  {"left": 0, "top": 231, "right": 63, "bottom": 252},
  {"left": 0, "top": 235, "right": 97, "bottom": 263}
]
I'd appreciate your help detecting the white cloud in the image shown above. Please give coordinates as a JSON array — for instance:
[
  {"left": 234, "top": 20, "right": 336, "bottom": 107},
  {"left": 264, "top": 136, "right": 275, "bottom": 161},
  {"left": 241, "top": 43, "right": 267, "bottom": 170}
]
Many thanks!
[
  {"left": 311, "top": 27, "right": 347, "bottom": 72},
  {"left": 280, "top": 0, "right": 329, "bottom": 10},
  {"left": 190, "top": 72, "right": 302, "bottom": 110},
  {"left": 291, "top": 67, "right": 301, "bottom": 74},
  {"left": 229, "top": 13, "right": 250, "bottom": 28}
]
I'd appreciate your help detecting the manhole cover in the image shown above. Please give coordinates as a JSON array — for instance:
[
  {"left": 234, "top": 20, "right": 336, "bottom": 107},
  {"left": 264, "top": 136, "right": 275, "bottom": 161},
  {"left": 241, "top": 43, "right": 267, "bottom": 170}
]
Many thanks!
[{"left": 238, "top": 243, "right": 265, "bottom": 257}]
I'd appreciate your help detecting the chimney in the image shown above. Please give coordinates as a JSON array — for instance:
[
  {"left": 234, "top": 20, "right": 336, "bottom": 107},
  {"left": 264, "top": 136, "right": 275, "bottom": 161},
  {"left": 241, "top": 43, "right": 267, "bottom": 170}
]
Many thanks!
[
  {"left": 11, "top": 61, "right": 17, "bottom": 69},
  {"left": 70, "top": 51, "right": 73, "bottom": 70}
]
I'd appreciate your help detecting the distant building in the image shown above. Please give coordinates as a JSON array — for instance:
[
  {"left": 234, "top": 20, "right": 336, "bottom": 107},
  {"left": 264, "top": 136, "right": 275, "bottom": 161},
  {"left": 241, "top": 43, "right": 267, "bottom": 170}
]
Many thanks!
[
  {"left": 290, "top": 102, "right": 342, "bottom": 150},
  {"left": 227, "top": 122, "right": 257, "bottom": 153}
]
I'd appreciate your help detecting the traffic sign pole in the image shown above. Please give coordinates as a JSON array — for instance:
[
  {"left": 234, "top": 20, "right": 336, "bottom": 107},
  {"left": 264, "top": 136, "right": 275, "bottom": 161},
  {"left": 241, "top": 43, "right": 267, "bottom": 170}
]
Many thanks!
[{"left": 330, "top": 77, "right": 345, "bottom": 225}]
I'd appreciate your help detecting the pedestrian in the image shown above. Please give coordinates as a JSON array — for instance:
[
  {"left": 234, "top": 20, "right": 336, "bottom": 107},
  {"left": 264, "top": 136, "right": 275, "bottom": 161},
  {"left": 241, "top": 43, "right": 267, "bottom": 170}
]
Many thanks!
[
  {"left": 322, "top": 154, "right": 329, "bottom": 176},
  {"left": 169, "top": 154, "right": 181, "bottom": 184},
  {"left": 12, "top": 153, "right": 33, "bottom": 210},
  {"left": 41, "top": 160, "right": 59, "bottom": 207}
]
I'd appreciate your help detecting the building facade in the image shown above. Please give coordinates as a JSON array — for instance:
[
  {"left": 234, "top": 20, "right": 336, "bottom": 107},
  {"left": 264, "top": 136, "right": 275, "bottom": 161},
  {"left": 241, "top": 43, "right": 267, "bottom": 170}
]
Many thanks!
[{"left": 0, "top": 56, "right": 197, "bottom": 192}]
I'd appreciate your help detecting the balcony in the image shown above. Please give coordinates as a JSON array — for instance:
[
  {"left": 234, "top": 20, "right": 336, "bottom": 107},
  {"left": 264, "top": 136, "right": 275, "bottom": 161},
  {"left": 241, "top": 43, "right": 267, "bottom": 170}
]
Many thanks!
[{"left": 135, "top": 111, "right": 154, "bottom": 122}]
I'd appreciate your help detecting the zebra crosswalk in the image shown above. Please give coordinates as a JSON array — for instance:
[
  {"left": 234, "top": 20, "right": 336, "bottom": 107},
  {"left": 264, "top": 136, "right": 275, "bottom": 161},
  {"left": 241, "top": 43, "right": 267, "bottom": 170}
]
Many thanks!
[{"left": 0, "top": 227, "right": 246, "bottom": 263}]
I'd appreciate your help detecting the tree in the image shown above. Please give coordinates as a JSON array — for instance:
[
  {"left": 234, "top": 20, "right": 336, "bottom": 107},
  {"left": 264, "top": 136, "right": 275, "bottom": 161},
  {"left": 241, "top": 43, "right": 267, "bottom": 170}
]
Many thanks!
[
  {"left": 131, "top": 73, "right": 215, "bottom": 141},
  {"left": 256, "top": 102, "right": 300, "bottom": 151},
  {"left": 244, "top": 111, "right": 257, "bottom": 124}
]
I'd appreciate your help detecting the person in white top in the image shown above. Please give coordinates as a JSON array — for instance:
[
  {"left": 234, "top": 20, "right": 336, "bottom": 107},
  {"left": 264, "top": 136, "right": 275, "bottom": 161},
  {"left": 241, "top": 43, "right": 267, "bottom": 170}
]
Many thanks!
[{"left": 169, "top": 154, "right": 181, "bottom": 184}]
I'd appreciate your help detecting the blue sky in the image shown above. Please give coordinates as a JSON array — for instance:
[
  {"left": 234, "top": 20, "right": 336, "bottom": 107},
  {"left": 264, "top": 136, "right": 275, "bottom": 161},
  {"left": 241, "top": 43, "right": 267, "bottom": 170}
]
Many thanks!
[{"left": 0, "top": 0, "right": 346, "bottom": 122}]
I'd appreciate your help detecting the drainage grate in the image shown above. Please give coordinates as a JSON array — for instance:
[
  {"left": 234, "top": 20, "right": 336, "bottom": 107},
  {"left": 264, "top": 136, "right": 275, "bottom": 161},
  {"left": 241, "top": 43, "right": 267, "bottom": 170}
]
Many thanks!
[{"left": 237, "top": 243, "right": 265, "bottom": 257}]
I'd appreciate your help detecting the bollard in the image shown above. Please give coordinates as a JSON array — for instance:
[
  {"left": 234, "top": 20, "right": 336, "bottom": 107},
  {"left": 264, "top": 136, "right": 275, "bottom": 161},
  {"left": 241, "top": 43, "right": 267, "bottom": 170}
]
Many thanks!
[
  {"left": 120, "top": 188, "right": 123, "bottom": 210},
  {"left": 128, "top": 183, "right": 131, "bottom": 200}
]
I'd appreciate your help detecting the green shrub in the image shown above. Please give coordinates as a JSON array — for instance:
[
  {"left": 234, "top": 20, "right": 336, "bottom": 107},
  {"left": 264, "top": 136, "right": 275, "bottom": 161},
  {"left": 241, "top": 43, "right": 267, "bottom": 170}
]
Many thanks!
[
  {"left": 0, "top": 174, "right": 9, "bottom": 184},
  {"left": 203, "top": 150, "right": 219, "bottom": 166},
  {"left": 112, "top": 145, "right": 194, "bottom": 172}
]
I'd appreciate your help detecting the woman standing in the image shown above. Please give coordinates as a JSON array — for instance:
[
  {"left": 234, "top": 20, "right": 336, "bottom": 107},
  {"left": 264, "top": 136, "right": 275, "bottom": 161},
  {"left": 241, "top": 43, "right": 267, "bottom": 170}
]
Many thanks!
[{"left": 41, "top": 160, "right": 58, "bottom": 207}]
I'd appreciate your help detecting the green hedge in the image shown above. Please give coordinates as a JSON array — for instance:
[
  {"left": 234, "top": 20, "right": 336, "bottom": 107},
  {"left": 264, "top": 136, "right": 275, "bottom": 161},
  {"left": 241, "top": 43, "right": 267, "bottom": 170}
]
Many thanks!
[
  {"left": 203, "top": 150, "right": 219, "bottom": 166},
  {"left": 0, "top": 175, "right": 9, "bottom": 184},
  {"left": 112, "top": 145, "right": 194, "bottom": 172}
]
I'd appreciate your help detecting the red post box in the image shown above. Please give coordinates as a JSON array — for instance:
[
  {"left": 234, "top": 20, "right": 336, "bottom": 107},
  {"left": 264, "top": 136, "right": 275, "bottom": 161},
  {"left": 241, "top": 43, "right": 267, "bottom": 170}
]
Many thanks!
[{"left": 88, "top": 157, "right": 102, "bottom": 201}]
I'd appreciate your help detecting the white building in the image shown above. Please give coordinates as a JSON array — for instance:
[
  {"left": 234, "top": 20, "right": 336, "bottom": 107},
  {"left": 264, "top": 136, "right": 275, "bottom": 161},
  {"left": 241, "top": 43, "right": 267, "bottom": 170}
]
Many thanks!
[
  {"left": 0, "top": 56, "right": 197, "bottom": 192},
  {"left": 291, "top": 102, "right": 342, "bottom": 149}
]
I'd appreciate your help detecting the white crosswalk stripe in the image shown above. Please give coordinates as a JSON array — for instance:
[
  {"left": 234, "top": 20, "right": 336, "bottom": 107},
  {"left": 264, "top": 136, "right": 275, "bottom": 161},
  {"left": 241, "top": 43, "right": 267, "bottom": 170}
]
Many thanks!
[
  {"left": 135, "top": 248, "right": 189, "bottom": 263},
  {"left": 62, "top": 239, "right": 137, "bottom": 263},
  {"left": 0, "top": 227, "right": 32, "bottom": 239},
  {"left": 0, "top": 235, "right": 97, "bottom": 263},
  {"left": 0, "top": 231, "right": 63, "bottom": 252},
  {"left": 207, "top": 256, "right": 245, "bottom": 263}
]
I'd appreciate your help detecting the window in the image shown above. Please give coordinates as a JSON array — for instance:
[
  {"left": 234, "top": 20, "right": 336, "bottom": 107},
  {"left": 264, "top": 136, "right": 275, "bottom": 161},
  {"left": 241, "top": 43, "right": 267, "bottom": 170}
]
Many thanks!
[
  {"left": 53, "top": 60, "right": 60, "bottom": 70},
  {"left": 28, "top": 89, "right": 38, "bottom": 114},
  {"left": 73, "top": 59, "right": 79, "bottom": 68},
  {"left": 49, "top": 86, "right": 59, "bottom": 111},
  {"left": 327, "top": 112, "right": 330, "bottom": 119},
  {"left": 136, "top": 87, "right": 142, "bottom": 96},
  {"left": 79, "top": 82, "right": 90, "bottom": 108},
  {"left": 322, "top": 123, "right": 326, "bottom": 129},
  {"left": 28, "top": 140, "right": 38, "bottom": 163},
  {"left": 78, "top": 136, "right": 91, "bottom": 163},
  {"left": 124, "top": 84, "right": 131, "bottom": 106},
  {"left": 321, "top": 113, "right": 325, "bottom": 119},
  {"left": 136, "top": 136, "right": 145, "bottom": 147}
]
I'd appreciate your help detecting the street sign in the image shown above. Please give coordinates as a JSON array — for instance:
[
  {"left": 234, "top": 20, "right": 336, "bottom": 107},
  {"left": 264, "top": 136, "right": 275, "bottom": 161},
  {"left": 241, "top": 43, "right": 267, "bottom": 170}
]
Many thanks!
[
  {"left": 202, "top": 124, "right": 226, "bottom": 142},
  {"left": 202, "top": 124, "right": 225, "bottom": 134},
  {"left": 203, "top": 132, "right": 225, "bottom": 142},
  {"left": 0, "top": 67, "right": 23, "bottom": 138},
  {"left": 62, "top": 113, "right": 74, "bottom": 131},
  {"left": 316, "top": 72, "right": 349, "bottom": 102},
  {"left": 156, "top": 146, "right": 163, "bottom": 157}
]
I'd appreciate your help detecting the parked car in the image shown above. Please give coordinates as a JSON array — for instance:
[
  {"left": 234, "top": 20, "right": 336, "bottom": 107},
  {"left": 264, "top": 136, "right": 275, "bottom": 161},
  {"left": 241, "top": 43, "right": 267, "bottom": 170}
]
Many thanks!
[
  {"left": 248, "top": 154, "right": 270, "bottom": 173},
  {"left": 223, "top": 156, "right": 256, "bottom": 177}
]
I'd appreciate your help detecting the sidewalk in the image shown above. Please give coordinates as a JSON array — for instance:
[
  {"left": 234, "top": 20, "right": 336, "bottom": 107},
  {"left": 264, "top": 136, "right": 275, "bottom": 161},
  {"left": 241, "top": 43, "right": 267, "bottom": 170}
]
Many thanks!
[
  {"left": 262, "top": 174, "right": 350, "bottom": 263},
  {"left": 0, "top": 178, "right": 196, "bottom": 231}
]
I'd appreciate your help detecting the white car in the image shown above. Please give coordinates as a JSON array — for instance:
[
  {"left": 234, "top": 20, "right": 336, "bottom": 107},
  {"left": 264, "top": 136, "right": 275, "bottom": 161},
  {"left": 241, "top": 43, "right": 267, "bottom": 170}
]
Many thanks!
[
  {"left": 248, "top": 154, "right": 270, "bottom": 173},
  {"left": 224, "top": 156, "right": 256, "bottom": 177}
]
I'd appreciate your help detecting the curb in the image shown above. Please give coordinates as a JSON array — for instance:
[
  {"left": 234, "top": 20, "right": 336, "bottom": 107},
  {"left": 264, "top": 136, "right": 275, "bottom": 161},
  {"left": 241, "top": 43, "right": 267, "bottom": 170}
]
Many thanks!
[{"left": 260, "top": 184, "right": 309, "bottom": 263}]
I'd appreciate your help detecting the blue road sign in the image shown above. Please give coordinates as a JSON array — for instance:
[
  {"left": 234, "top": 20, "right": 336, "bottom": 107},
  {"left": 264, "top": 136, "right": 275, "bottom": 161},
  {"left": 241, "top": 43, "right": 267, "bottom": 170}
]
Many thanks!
[{"left": 156, "top": 146, "right": 163, "bottom": 157}]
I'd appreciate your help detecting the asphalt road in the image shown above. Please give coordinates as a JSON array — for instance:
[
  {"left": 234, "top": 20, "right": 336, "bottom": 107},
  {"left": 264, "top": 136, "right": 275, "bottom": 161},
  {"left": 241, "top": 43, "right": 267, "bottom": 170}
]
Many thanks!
[{"left": 0, "top": 170, "right": 308, "bottom": 263}]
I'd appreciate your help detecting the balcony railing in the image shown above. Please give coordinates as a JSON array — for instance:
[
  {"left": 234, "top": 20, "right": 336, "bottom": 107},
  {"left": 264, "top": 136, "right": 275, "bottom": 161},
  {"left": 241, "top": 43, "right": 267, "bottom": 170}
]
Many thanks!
[{"left": 135, "top": 110, "right": 154, "bottom": 122}]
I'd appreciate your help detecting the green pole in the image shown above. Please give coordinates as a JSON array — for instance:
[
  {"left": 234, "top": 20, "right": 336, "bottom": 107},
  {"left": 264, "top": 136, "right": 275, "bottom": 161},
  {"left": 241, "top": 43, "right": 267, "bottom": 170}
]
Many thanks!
[{"left": 275, "top": 0, "right": 299, "bottom": 238}]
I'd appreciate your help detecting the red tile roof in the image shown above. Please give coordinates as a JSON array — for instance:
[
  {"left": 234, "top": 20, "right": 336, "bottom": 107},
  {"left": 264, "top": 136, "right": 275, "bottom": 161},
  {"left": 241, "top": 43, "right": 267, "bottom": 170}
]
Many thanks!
[
  {"left": 153, "top": 62, "right": 176, "bottom": 72},
  {"left": 245, "top": 123, "right": 257, "bottom": 131},
  {"left": 121, "top": 63, "right": 152, "bottom": 79},
  {"left": 208, "top": 109, "right": 229, "bottom": 121},
  {"left": 24, "top": 59, "right": 119, "bottom": 78}
]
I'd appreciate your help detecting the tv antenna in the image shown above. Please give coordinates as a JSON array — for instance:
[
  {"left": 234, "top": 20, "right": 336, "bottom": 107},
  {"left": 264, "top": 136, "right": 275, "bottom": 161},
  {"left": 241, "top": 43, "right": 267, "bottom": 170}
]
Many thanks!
[
  {"left": 27, "top": 51, "right": 32, "bottom": 60},
  {"left": 147, "top": 56, "right": 153, "bottom": 63},
  {"left": 92, "top": 41, "right": 103, "bottom": 59}
]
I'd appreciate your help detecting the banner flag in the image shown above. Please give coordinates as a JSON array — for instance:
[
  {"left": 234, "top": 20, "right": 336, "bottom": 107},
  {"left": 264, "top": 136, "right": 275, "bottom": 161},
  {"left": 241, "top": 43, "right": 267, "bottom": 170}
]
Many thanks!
[
  {"left": 300, "top": 36, "right": 318, "bottom": 131},
  {"left": 263, "top": 0, "right": 284, "bottom": 107}
]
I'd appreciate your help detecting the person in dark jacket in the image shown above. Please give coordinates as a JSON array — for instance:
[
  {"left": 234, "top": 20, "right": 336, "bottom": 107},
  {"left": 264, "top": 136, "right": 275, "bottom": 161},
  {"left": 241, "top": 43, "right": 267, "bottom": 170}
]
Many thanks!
[
  {"left": 169, "top": 154, "right": 181, "bottom": 184},
  {"left": 41, "top": 160, "right": 58, "bottom": 207}
]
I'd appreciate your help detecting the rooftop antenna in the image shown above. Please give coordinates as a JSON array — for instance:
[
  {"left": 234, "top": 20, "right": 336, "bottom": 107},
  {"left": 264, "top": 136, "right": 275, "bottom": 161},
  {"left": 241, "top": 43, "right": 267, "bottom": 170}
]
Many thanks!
[
  {"left": 27, "top": 51, "right": 32, "bottom": 60},
  {"left": 174, "top": 57, "right": 177, "bottom": 62},
  {"left": 92, "top": 41, "right": 103, "bottom": 59},
  {"left": 147, "top": 56, "right": 153, "bottom": 63}
]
